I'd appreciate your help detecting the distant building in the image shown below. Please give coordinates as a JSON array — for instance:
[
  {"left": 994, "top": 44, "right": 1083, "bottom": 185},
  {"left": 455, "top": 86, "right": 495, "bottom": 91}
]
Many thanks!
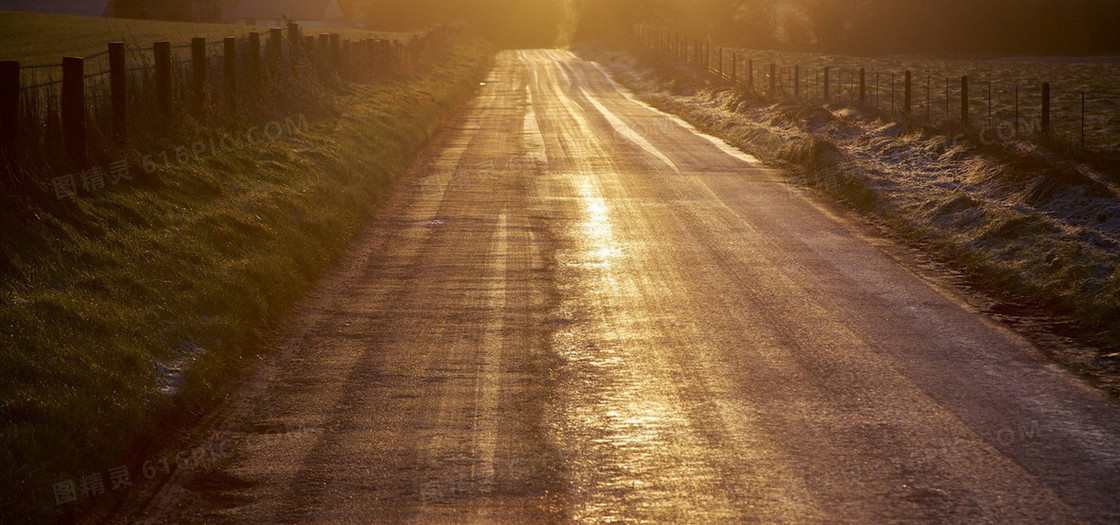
[
  {"left": 0, "top": 0, "right": 113, "bottom": 17},
  {"left": 228, "top": 0, "right": 356, "bottom": 30}
]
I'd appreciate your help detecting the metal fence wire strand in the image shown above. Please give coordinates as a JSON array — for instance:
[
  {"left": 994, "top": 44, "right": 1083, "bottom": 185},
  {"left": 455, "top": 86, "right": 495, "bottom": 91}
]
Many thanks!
[
  {"left": 638, "top": 26, "right": 1118, "bottom": 152},
  {"left": 2, "top": 23, "right": 456, "bottom": 180}
]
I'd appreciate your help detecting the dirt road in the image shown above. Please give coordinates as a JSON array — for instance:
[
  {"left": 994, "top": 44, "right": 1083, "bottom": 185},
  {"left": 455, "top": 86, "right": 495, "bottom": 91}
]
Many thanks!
[{"left": 124, "top": 50, "right": 1120, "bottom": 524}]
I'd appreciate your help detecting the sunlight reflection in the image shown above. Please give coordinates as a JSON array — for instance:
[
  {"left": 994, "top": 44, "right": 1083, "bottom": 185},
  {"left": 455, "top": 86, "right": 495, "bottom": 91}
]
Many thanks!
[
  {"left": 540, "top": 50, "right": 740, "bottom": 521},
  {"left": 576, "top": 178, "right": 622, "bottom": 265},
  {"left": 565, "top": 172, "right": 711, "bottom": 521}
]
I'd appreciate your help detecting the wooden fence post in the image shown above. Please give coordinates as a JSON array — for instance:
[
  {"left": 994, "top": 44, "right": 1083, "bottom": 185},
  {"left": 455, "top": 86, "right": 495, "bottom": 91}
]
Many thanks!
[
  {"left": 859, "top": 68, "right": 866, "bottom": 107},
  {"left": 0, "top": 61, "right": 18, "bottom": 168},
  {"left": 329, "top": 33, "right": 341, "bottom": 71},
  {"left": 288, "top": 22, "right": 301, "bottom": 70},
  {"left": 154, "top": 41, "right": 173, "bottom": 117},
  {"left": 62, "top": 57, "right": 86, "bottom": 165},
  {"left": 248, "top": 32, "right": 261, "bottom": 86},
  {"left": 1041, "top": 82, "right": 1051, "bottom": 136},
  {"left": 288, "top": 22, "right": 301, "bottom": 46},
  {"left": 387, "top": 39, "right": 396, "bottom": 75},
  {"left": 108, "top": 42, "right": 126, "bottom": 146},
  {"left": 731, "top": 53, "right": 737, "bottom": 83},
  {"left": 224, "top": 37, "right": 237, "bottom": 108},
  {"left": 378, "top": 39, "right": 388, "bottom": 79},
  {"left": 317, "top": 33, "right": 330, "bottom": 77},
  {"left": 747, "top": 59, "right": 753, "bottom": 89},
  {"left": 365, "top": 39, "right": 375, "bottom": 82},
  {"left": 1015, "top": 86, "right": 1019, "bottom": 135},
  {"left": 823, "top": 66, "right": 830, "bottom": 102},
  {"left": 371, "top": 38, "right": 380, "bottom": 78},
  {"left": 365, "top": 37, "right": 374, "bottom": 75},
  {"left": 987, "top": 81, "right": 992, "bottom": 128},
  {"left": 394, "top": 40, "right": 404, "bottom": 74},
  {"left": 889, "top": 73, "right": 895, "bottom": 111},
  {"left": 769, "top": 63, "right": 776, "bottom": 95},
  {"left": 288, "top": 21, "right": 302, "bottom": 52},
  {"left": 376, "top": 39, "right": 387, "bottom": 77},
  {"left": 876, "top": 72, "right": 880, "bottom": 108},
  {"left": 191, "top": 37, "right": 207, "bottom": 110},
  {"left": 1075, "top": 90, "right": 1084, "bottom": 148},
  {"left": 341, "top": 39, "right": 351, "bottom": 81},
  {"left": 904, "top": 70, "right": 912, "bottom": 114},
  {"left": 269, "top": 28, "right": 283, "bottom": 77},
  {"left": 961, "top": 75, "right": 969, "bottom": 127},
  {"left": 1081, "top": 91, "right": 1085, "bottom": 150},
  {"left": 945, "top": 77, "right": 949, "bottom": 118},
  {"left": 380, "top": 39, "right": 390, "bottom": 76},
  {"left": 794, "top": 65, "right": 800, "bottom": 99}
]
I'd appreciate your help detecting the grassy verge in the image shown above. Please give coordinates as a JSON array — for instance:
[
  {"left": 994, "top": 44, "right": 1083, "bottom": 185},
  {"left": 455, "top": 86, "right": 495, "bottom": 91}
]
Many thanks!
[
  {"left": 0, "top": 34, "right": 493, "bottom": 522},
  {"left": 579, "top": 44, "right": 1120, "bottom": 392}
]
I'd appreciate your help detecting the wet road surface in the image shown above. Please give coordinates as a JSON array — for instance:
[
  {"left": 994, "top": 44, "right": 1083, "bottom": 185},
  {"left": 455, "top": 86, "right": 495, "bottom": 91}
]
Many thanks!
[{"left": 126, "top": 50, "right": 1120, "bottom": 523}]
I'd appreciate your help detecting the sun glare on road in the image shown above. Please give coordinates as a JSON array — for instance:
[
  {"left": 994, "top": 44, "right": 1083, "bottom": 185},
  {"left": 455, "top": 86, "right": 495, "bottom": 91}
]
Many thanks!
[
  {"left": 6, "top": 1, "right": 1120, "bottom": 522},
  {"left": 576, "top": 178, "right": 621, "bottom": 266}
]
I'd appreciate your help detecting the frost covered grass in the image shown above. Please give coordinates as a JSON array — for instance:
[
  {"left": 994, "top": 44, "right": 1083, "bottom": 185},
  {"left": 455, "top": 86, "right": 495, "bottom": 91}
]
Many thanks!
[
  {"left": 715, "top": 46, "right": 1120, "bottom": 152},
  {"left": 580, "top": 44, "right": 1120, "bottom": 389}
]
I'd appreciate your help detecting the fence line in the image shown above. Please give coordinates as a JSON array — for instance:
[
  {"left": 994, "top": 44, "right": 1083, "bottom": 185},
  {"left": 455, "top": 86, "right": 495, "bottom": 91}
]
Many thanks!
[
  {"left": 637, "top": 26, "right": 1108, "bottom": 153},
  {"left": 1, "top": 23, "right": 458, "bottom": 186}
]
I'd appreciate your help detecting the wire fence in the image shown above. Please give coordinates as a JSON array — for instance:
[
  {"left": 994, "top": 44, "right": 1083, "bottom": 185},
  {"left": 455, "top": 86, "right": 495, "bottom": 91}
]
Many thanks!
[
  {"left": 0, "top": 22, "right": 458, "bottom": 191},
  {"left": 638, "top": 26, "right": 1119, "bottom": 154}
]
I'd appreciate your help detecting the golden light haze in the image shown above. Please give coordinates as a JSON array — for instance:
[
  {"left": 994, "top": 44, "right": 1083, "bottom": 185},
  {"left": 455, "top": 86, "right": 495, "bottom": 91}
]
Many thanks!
[{"left": 352, "top": 0, "right": 1120, "bottom": 54}]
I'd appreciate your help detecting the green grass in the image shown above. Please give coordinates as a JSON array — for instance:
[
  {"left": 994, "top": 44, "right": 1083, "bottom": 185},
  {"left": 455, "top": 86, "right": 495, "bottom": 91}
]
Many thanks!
[
  {"left": 0, "top": 17, "right": 494, "bottom": 520},
  {"left": 0, "top": 11, "right": 409, "bottom": 63}
]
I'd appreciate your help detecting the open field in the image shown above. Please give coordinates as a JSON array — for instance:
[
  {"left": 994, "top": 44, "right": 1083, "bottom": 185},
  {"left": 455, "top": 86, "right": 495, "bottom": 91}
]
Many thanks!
[{"left": 0, "top": 11, "right": 408, "bottom": 64}]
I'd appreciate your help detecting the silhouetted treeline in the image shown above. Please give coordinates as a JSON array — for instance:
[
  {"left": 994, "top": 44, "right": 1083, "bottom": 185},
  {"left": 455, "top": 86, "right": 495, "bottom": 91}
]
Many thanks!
[
  {"left": 576, "top": 0, "right": 1120, "bottom": 55},
  {"left": 107, "top": 0, "right": 1120, "bottom": 55},
  {"left": 792, "top": 0, "right": 1120, "bottom": 55},
  {"left": 352, "top": 0, "right": 568, "bottom": 47},
  {"left": 113, "top": 0, "right": 221, "bottom": 22},
  {"left": 109, "top": 0, "right": 568, "bottom": 47}
]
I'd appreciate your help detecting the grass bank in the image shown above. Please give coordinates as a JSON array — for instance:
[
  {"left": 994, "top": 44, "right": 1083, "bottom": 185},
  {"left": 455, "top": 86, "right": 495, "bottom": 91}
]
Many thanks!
[
  {"left": 0, "top": 33, "right": 493, "bottom": 523},
  {"left": 579, "top": 44, "right": 1120, "bottom": 393}
]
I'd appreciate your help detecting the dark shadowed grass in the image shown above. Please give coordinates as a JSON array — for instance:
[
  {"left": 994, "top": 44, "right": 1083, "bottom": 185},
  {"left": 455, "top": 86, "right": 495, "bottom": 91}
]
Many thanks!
[{"left": 0, "top": 36, "right": 493, "bottom": 523}]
